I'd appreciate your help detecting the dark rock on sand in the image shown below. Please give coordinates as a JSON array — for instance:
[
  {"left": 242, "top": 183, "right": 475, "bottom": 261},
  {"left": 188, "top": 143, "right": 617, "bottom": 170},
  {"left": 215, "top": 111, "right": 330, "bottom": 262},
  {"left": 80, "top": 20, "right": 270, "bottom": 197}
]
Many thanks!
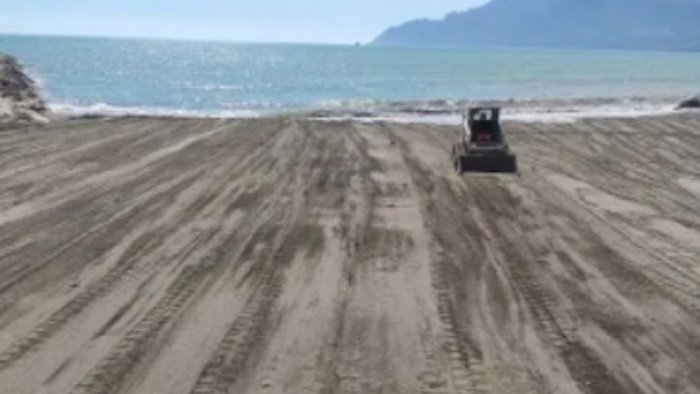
[
  {"left": 677, "top": 96, "right": 700, "bottom": 110},
  {"left": 0, "top": 53, "right": 48, "bottom": 125}
]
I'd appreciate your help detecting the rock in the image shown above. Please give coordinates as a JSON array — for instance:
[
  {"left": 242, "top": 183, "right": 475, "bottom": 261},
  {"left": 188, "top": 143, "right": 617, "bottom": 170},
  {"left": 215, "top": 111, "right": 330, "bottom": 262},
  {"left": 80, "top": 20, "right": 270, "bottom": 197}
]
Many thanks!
[
  {"left": 677, "top": 96, "right": 700, "bottom": 110},
  {"left": 0, "top": 53, "right": 48, "bottom": 126}
]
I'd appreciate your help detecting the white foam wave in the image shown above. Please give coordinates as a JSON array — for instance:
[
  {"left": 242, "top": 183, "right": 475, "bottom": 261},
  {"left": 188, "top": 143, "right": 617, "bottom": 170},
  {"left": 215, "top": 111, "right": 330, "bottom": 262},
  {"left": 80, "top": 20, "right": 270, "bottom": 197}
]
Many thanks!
[
  {"left": 311, "top": 99, "right": 680, "bottom": 124},
  {"left": 50, "top": 102, "right": 261, "bottom": 119},
  {"left": 502, "top": 102, "right": 678, "bottom": 123},
  {"left": 49, "top": 97, "right": 682, "bottom": 125}
]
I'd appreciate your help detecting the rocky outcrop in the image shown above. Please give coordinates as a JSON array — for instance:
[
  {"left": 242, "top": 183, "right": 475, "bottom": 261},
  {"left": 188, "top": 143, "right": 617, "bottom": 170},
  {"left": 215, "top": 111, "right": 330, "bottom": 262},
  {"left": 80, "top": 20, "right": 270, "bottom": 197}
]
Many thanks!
[
  {"left": 0, "top": 53, "right": 48, "bottom": 125},
  {"left": 677, "top": 96, "right": 700, "bottom": 110}
]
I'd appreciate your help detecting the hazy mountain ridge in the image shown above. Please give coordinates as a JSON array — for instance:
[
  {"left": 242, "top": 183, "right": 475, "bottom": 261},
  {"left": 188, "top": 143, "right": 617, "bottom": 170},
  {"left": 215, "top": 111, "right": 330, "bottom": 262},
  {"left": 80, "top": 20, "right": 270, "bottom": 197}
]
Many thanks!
[{"left": 373, "top": 0, "right": 700, "bottom": 50}]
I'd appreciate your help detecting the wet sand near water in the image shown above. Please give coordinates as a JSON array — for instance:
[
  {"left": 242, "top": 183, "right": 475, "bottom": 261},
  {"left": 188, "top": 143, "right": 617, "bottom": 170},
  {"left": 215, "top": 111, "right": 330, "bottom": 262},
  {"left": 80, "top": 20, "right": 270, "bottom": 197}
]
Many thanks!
[{"left": 0, "top": 114, "right": 700, "bottom": 394}]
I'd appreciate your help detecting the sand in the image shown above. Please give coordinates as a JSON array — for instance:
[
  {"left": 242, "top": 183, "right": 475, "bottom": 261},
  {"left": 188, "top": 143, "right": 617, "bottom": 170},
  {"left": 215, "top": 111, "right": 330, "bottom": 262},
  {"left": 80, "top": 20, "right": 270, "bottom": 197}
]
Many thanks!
[{"left": 0, "top": 114, "right": 699, "bottom": 394}]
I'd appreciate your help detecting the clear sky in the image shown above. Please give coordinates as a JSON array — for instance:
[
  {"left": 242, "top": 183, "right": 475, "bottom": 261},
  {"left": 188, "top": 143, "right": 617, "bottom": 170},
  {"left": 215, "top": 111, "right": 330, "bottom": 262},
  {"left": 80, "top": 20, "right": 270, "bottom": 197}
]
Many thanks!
[{"left": 0, "top": 0, "right": 488, "bottom": 44}]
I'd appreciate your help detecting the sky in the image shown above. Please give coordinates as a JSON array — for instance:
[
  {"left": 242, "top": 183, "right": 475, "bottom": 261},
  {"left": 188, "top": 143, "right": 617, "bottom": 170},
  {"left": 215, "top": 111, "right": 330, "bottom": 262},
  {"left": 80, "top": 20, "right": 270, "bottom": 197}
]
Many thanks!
[{"left": 0, "top": 0, "right": 488, "bottom": 44}]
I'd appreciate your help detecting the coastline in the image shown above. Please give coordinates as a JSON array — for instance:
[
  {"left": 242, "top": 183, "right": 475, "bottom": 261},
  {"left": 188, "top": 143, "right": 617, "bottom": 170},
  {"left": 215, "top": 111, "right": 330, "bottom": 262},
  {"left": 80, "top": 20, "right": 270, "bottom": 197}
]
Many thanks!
[
  {"left": 45, "top": 94, "right": 688, "bottom": 125},
  {"left": 5, "top": 34, "right": 700, "bottom": 127}
]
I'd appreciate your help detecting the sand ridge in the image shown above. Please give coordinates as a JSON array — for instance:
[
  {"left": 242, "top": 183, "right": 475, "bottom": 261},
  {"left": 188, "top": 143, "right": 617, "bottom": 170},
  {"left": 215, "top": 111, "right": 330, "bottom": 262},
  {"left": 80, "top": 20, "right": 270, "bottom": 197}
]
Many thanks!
[{"left": 0, "top": 114, "right": 699, "bottom": 394}]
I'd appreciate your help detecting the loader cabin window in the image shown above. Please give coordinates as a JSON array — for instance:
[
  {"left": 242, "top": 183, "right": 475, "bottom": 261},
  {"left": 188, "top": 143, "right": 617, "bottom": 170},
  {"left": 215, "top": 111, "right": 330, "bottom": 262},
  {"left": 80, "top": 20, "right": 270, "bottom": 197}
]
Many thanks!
[{"left": 469, "top": 109, "right": 502, "bottom": 144}]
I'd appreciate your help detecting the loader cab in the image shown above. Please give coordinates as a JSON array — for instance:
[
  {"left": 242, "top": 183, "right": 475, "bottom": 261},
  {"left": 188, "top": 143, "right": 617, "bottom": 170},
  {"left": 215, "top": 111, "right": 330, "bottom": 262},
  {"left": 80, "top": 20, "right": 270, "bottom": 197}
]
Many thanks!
[{"left": 466, "top": 108, "right": 503, "bottom": 145}]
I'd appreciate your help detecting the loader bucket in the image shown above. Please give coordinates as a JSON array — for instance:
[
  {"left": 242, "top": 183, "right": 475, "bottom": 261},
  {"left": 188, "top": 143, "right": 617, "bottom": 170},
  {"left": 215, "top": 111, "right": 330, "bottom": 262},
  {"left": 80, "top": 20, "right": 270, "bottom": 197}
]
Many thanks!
[{"left": 457, "top": 154, "right": 518, "bottom": 174}]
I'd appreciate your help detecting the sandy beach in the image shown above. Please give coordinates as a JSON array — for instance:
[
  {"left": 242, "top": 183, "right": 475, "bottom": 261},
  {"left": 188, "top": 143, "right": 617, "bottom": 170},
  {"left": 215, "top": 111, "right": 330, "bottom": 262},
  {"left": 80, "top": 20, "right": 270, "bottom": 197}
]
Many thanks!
[{"left": 0, "top": 114, "right": 699, "bottom": 394}]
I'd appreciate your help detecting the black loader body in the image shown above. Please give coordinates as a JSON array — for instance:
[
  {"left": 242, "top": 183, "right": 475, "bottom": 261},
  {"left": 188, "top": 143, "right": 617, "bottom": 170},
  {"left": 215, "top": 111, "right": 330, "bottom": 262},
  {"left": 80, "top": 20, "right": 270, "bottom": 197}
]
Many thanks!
[{"left": 452, "top": 107, "right": 518, "bottom": 174}]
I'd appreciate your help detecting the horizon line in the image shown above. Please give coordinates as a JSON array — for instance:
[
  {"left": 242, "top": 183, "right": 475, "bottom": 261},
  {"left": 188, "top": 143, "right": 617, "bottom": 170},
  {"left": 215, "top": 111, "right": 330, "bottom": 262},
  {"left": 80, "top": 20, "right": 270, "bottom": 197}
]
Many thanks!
[{"left": 0, "top": 31, "right": 369, "bottom": 47}]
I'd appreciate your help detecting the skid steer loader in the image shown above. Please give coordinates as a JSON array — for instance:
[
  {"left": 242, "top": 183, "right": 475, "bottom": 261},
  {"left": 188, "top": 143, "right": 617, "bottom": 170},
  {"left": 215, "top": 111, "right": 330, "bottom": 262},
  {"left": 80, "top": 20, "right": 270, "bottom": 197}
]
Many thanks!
[{"left": 452, "top": 107, "right": 518, "bottom": 174}]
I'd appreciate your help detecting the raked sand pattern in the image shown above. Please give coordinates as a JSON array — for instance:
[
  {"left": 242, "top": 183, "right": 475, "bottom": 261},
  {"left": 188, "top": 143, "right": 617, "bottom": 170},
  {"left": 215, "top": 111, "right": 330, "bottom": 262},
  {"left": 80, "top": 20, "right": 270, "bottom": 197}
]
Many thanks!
[{"left": 0, "top": 114, "right": 699, "bottom": 394}]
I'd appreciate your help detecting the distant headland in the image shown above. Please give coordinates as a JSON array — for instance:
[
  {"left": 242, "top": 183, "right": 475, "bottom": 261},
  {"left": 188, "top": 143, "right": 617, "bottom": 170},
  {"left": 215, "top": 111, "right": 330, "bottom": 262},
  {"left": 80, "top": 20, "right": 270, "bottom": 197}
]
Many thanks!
[{"left": 373, "top": 0, "right": 700, "bottom": 51}]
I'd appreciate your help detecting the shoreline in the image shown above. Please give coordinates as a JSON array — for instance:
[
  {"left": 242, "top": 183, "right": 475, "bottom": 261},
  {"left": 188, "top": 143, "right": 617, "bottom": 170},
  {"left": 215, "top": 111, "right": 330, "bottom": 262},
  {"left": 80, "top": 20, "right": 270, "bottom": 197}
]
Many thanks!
[{"left": 45, "top": 94, "right": 691, "bottom": 125}]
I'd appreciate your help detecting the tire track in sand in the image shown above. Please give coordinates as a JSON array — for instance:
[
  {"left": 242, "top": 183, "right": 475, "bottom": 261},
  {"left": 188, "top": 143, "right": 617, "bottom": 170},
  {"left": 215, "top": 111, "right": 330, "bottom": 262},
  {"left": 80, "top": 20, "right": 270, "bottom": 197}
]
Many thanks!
[
  {"left": 465, "top": 176, "right": 638, "bottom": 394},
  {"left": 0, "top": 120, "right": 279, "bottom": 373},
  {"left": 189, "top": 120, "right": 334, "bottom": 394},
  {"left": 387, "top": 127, "right": 484, "bottom": 394},
  {"left": 68, "top": 120, "right": 309, "bottom": 394},
  {"left": 69, "top": 262, "right": 215, "bottom": 394},
  {"left": 0, "top": 172, "right": 201, "bottom": 370},
  {"left": 0, "top": 119, "right": 284, "bottom": 391},
  {"left": 394, "top": 123, "right": 636, "bottom": 394}
]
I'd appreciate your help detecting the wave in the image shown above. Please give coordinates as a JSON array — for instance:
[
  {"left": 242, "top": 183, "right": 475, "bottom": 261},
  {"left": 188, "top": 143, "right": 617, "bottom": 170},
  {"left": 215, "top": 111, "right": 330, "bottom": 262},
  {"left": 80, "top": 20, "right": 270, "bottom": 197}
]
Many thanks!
[
  {"left": 309, "top": 96, "right": 682, "bottom": 124},
  {"left": 49, "top": 95, "right": 683, "bottom": 124},
  {"left": 49, "top": 102, "right": 261, "bottom": 119}
]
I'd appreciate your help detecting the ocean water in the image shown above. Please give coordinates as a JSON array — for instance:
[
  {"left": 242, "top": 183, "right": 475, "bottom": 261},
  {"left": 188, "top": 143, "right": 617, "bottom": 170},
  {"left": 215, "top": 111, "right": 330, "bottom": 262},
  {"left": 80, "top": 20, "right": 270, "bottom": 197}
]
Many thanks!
[{"left": 2, "top": 34, "right": 700, "bottom": 121}]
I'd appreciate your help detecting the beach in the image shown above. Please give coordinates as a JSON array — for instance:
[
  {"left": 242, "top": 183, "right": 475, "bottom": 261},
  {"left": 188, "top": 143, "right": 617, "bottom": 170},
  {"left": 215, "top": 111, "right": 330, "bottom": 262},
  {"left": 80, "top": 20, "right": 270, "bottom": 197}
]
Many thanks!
[{"left": 0, "top": 114, "right": 699, "bottom": 394}]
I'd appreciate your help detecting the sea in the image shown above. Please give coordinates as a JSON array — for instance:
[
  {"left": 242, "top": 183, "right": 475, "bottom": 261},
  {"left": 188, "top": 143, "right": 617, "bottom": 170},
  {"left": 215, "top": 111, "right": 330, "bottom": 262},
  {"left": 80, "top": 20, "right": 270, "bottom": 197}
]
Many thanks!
[{"left": 2, "top": 34, "right": 700, "bottom": 123}]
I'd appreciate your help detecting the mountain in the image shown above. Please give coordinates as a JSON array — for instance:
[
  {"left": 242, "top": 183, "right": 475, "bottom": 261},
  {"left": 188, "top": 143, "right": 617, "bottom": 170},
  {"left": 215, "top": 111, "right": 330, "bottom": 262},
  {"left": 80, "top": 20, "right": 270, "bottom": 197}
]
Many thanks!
[{"left": 373, "top": 0, "right": 700, "bottom": 51}]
